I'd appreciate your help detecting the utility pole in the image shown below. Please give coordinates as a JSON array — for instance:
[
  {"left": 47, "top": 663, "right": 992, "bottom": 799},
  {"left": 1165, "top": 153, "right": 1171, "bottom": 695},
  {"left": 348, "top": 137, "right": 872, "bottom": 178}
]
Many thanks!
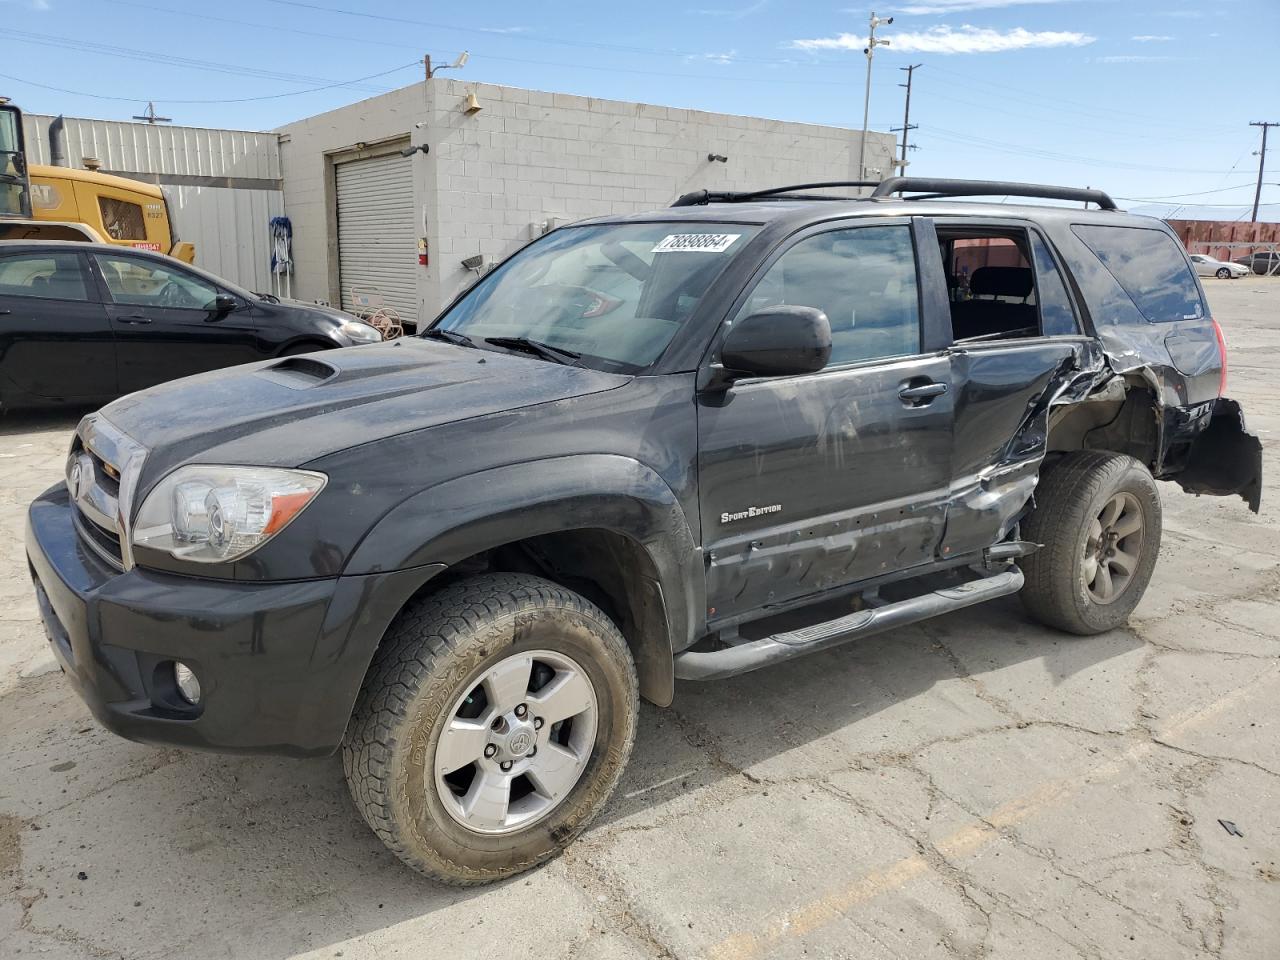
[
  {"left": 891, "top": 63, "right": 921, "bottom": 172},
  {"left": 858, "top": 12, "right": 892, "bottom": 186},
  {"left": 132, "top": 102, "right": 171, "bottom": 125},
  {"left": 1250, "top": 121, "right": 1278, "bottom": 222}
]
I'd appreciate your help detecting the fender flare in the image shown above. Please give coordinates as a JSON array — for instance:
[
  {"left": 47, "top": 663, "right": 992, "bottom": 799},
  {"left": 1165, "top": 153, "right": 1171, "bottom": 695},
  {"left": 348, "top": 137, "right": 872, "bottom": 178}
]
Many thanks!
[{"left": 345, "top": 454, "right": 704, "bottom": 706}]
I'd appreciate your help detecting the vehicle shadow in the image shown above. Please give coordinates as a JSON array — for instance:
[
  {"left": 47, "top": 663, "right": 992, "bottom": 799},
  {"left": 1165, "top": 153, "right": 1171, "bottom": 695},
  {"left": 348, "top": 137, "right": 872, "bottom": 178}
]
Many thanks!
[
  {"left": 0, "top": 406, "right": 93, "bottom": 437},
  {"left": 0, "top": 592, "right": 1141, "bottom": 958}
]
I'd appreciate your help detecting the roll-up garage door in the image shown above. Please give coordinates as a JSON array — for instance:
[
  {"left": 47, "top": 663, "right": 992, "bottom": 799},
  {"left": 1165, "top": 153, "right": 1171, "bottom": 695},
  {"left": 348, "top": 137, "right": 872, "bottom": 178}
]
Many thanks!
[{"left": 335, "top": 151, "right": 417, "bottom": 324}]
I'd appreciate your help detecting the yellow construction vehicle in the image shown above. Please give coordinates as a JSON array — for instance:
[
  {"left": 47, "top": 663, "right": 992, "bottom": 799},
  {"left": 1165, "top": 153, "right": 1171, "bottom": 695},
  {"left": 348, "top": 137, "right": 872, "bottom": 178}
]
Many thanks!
[{"left": 0, "top": 101, "right": 194, "bottom": 262}]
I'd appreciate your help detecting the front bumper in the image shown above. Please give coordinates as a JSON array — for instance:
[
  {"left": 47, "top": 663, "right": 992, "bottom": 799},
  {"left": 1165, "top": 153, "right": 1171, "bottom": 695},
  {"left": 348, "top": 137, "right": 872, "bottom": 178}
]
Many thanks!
[{"left": 26, "top": 484, "right": 443, "bottom": 756}]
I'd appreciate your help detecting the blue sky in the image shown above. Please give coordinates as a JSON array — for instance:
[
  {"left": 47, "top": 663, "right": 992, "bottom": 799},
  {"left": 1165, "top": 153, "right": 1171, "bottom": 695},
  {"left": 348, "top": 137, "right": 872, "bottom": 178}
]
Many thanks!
[{"left": 1, "top": 0, "right": 1278, "bottom": 215}]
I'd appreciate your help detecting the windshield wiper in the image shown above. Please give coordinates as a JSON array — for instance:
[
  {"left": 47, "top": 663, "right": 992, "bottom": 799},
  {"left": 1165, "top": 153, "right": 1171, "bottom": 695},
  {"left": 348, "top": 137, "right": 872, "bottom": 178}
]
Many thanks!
[
  {"left": 483, "top": 336, "right": 580, "bottom": 365},
  {"left": 423, "top": 327, "right": 478, "bottom": 348}
]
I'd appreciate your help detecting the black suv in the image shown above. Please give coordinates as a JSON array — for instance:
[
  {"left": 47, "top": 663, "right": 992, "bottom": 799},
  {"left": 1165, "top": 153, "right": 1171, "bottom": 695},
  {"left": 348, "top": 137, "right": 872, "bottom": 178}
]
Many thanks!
[{"left": 25, "top": 178, "right": 1262, "bottom": 885}]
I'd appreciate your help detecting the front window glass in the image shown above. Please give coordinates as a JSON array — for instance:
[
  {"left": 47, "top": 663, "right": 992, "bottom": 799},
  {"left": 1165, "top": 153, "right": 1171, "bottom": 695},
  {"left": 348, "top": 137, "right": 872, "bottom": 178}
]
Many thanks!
[
  {"left": 435, "top": 222, "right": 759, "bottom": 371},
  {"left": 96, "top": 254, "right": 218, "bottom": 309},
  {"left": 736, "top": 225, "right": 920, "bottom": 365},
  {"left": 0, "top": 107, "right": 28, "bottom": 218}
]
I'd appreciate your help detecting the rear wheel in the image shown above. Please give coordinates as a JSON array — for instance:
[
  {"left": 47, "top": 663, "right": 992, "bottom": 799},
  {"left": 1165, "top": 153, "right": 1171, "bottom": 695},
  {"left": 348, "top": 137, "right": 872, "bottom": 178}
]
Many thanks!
[
  {"left": 343, "top": 574, "right": 638, "bottom": 885},
  {"left": 1216, "top": 267, "right": 1231, "bottom": 279},
  {"left": 1019, "top": 451, "right": 1162, "bottom": 635}
]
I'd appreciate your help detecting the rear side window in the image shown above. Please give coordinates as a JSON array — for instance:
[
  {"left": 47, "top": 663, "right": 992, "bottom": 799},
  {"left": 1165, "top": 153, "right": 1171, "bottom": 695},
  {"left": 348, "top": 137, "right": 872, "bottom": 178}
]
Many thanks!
[
  {"left": 1071, "top": 225, "right": 1204, "bottom": 323},
  {"left": 0, "top": 252, "right": 89, "bottom": 301},
  {"left": 99, "top": 197, "right": 147, "bottom": 241}
]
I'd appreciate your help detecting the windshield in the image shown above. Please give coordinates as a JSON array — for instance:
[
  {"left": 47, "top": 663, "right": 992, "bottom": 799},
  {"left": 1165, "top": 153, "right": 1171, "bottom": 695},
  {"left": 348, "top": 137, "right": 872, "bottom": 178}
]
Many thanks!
[
  {"left": 432, "top": 221, "right": 758, "bottom": 371},
  {"left": 0, "top": 107, "right": 30, "bottom": 219}
]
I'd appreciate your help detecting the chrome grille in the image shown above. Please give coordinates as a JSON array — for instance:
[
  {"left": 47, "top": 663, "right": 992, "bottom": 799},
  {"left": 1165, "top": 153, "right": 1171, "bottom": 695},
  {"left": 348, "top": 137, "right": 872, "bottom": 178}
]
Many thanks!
[{"left": 66, "top": 414, "right": 147, "bottom": 572}]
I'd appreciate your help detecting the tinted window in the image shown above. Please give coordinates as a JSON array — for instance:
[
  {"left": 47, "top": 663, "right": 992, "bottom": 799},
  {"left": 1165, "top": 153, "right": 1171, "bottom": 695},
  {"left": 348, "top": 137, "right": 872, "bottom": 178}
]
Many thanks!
[
  {"left": 1072, "top": 225, "right": 1203, "bottom": 323},
  {"left": 96, "top": 254, "right": 218, "bottom": 310},
  {"left": 1028, "top": 232, "right": 1078, "bottom": 336},
  {"left": 99, "top": 197, "right": 147, "bottom": 241},
  {"left": 738, "top": 225, "right": 920, "bottom": 366},
  {"left": 0, "top": 252, "right": 88, "bottom": 301}
]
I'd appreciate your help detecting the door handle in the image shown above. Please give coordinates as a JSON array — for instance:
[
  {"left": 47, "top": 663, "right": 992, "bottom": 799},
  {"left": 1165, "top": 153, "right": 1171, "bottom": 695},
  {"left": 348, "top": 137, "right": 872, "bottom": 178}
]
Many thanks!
[
  {"left": 0, "top": 309, "right": 10, "bottom": 316},
  {"left": 117, "top": 315, "right": 153, "bottom": 324},
  {"left": 898, "top": 381, "right": 948, "bottom": 403}
]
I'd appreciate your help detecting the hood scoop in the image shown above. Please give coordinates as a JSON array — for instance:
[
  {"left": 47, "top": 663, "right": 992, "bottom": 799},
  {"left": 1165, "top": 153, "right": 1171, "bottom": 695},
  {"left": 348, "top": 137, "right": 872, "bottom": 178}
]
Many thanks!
[{"left": 260, "top": 354, "right": 339, "bottom": 389}]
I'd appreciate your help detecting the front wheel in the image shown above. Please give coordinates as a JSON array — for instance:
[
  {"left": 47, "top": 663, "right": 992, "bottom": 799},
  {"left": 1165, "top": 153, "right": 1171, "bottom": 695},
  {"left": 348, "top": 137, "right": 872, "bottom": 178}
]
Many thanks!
[
  {"left": 343, "top": 574, "right": 638, "bottom": 885},
  {"left": 1216, "top": 267, "right": 1231, "bottom": 279},
  {"left": 1019, "top": 451, "right": 1162, "bottom": 635}
]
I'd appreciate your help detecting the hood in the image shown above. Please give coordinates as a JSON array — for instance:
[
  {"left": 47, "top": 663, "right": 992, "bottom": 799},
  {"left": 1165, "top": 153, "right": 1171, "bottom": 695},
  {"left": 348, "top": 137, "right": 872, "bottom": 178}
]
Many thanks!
[{"left": 101, "top": 339, "right": 630, "bottom": 487}]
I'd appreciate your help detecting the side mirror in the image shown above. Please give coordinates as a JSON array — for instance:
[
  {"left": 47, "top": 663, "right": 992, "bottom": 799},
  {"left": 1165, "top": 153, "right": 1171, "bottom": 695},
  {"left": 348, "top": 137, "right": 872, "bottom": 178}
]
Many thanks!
[
  {"left": 212, "top": 294, "right": 238, "bottom": 317},
  {"left": 718, "top": 305, "right": 832, "bottom": 381}
]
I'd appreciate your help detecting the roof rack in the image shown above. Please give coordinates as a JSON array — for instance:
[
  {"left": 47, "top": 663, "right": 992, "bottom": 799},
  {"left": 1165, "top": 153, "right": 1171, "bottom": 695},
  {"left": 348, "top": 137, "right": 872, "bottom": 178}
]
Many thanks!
[
  {"left": 671, "top": 181, "right": 880, "bottom": 207},
  {"left": 870, "top": 177, "right": 1118, "bottom": 211}
]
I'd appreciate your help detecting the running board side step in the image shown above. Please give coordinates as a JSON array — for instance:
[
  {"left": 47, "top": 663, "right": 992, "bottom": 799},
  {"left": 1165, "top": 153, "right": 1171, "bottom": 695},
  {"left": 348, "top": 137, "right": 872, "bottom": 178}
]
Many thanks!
[{"left": 673, "top": 568, "right": 1024, "bottom": 681}]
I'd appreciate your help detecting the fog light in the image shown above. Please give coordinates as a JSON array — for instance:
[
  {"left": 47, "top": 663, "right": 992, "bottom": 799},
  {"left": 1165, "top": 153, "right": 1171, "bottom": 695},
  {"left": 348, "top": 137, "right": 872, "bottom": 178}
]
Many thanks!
[{"left": 174, "top": 662, "right": 201, "bottom": 704}]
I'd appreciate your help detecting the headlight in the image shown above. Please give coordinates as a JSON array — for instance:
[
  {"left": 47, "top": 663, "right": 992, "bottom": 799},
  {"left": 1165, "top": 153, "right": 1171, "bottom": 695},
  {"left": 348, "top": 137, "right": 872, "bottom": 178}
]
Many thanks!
[
  {"left": 338, "top": 319, "right": 383, "bottom": 344},
  {"left": 133, "top": 465, "right": 326, "bottom": 563}
]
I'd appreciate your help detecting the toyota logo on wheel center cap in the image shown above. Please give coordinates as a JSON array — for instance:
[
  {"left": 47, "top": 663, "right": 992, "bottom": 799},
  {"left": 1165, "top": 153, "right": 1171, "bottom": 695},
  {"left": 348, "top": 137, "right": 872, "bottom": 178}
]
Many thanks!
[{"left": 508, "top": 731, "right": 533, "bottom": 755}]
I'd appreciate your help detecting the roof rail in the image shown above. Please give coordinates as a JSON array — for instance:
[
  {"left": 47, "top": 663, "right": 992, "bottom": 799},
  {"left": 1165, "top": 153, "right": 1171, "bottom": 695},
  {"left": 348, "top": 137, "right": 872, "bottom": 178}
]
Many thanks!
[
  {"left": 671, "top": 181, "right": 880, "bottom": 207},
  {"left": 870, "top": 177, "right": 1118, "bottom": 211}
]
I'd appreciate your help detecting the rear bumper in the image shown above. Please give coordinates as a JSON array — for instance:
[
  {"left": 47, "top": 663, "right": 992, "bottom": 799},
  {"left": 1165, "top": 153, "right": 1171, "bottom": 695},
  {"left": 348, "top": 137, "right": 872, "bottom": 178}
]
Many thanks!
[
  {"left": 26, "top": 484, "right": 443, "bottom": 757},
  {"left": 1173, "top": 397, "right": 1263, "bottom": 513}
]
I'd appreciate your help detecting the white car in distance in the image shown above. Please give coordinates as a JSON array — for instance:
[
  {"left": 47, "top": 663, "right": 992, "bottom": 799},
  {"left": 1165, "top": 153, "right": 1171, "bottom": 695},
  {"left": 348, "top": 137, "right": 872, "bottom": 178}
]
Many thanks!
[{"left": 1189, "top": 254, "right": 1250, "bottom": 279}]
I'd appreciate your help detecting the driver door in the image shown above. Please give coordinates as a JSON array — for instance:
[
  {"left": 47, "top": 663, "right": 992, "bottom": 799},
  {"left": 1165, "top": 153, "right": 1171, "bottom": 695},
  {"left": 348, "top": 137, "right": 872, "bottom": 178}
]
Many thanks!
[{"left": 91, "top": 252, "right": 260, "bottom": 393}]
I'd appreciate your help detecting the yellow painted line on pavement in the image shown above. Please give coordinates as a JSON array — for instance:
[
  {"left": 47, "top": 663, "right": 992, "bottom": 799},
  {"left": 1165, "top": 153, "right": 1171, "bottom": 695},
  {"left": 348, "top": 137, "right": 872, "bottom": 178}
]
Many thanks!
[{"left": 705, "top": 669, "right": 1275, "bottom": 960}]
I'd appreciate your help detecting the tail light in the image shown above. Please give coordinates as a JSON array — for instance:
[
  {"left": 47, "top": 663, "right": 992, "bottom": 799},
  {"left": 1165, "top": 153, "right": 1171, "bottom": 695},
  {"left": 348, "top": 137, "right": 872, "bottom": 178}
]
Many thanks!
[{"left": 1211, "top": 317, "right": 1228, "bottom": 397}]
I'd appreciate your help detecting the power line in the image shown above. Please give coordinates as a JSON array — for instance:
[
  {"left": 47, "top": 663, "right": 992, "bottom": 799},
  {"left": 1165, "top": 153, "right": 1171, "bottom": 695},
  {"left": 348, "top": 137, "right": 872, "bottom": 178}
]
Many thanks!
[
  {"left": 920, "top": 124, "right": 1241, "bottom": 175},
  {"left": 1118, "top": 182, "right": 1266, "bottom": 201},
  {"left": 0, "top": 28, "right": 396, "bottom": 92},
  {"left": 0, "top": 61, "right": 419, "bottom": 105}
]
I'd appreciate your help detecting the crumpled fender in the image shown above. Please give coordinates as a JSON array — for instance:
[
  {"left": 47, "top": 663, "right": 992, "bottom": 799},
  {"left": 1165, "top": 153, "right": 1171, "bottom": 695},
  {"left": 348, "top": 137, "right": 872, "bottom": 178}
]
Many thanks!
[{"left": 344, "top": 454, "right": 704, "bottom": 706}]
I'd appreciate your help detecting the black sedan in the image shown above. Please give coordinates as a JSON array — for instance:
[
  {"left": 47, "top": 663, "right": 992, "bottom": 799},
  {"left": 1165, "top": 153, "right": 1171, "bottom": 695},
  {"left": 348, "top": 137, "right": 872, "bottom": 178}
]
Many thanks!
[
  {"left": 1232, "top": 250, "right": 1280, "bottom": 276},
  {"left": 0, "top": 240, "right": 382, "bottom": 409}
]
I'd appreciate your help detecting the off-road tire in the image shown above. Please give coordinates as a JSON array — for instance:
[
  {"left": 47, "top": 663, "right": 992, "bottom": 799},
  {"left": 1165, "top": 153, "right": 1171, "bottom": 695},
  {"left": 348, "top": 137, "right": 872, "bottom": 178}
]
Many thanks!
[
  {"left": 342, "top": 573, "right": 638, "bottom": 885},
  {"left": 1019, "top": 451, "right": 1162, "bottom": 635}
]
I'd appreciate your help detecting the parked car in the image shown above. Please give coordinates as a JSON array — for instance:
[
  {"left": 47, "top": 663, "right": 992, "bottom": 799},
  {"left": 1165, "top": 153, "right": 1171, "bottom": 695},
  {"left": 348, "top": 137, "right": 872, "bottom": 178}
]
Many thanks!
[
  {"left": 26, "top": 178, "right": 1262, "bottom": 885},
  {"left": 1188, "top": 253, "right": 1249, "bottom": 279},
  {"left": 0, "top": 240, "right": 381, "bottom": 409},
  {"left": 1232, "top": 250, "right": 1280, "bottom": 276}
]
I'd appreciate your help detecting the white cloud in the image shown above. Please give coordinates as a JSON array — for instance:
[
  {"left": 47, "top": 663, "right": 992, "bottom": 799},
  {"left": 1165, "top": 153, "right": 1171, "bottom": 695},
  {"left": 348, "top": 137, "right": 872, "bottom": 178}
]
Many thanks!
[
  {"left": 894, "top": 0, "right": 1074, "bottom": 12},
  {"left": 791, "top": 25, "right": 1095, "bottom": 55},
  {"left": 1094, "top": 55, "right": 1176, "bottom": 63},
  {"left": 1131, "top": 34, "right": 1173, "bottom": 42},
  {"left": 688, "top": 0, "right": 768, "bottom": 18},
  {"left": 685, "top": 50, "right": 739, "bottom": 65}
]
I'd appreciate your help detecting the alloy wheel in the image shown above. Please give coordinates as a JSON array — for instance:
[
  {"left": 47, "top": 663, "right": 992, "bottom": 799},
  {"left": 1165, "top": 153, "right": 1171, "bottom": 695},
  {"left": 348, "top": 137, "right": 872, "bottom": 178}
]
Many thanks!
[
  {"left": 1083, "top": 492, "right": 1145, "bottom": 604},
  {"left": 434, "top": 650, "right": 598, "bottom": 835}
]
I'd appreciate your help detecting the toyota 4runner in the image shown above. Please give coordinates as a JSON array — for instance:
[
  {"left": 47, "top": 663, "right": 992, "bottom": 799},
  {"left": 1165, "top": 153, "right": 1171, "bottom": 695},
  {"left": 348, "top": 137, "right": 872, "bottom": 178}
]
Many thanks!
[{"left": 26, "top": 178, "right": 1262, "bottom": 884}]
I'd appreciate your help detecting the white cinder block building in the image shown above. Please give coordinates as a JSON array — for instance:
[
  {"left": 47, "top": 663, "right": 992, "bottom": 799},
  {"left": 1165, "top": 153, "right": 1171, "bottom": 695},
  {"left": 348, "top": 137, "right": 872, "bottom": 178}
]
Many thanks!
[{"left": 277, "top": 79, "right": 896, "bottom": 327}]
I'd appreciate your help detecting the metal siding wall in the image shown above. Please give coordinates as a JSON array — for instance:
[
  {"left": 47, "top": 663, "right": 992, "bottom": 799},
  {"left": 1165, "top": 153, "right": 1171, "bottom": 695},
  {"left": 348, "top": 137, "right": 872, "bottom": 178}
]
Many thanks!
[
  {"left": 335, "top": 153, "right": 416, "bottom": 322},
  {"left": 22, "top": 115, "right": 280, "bottom": 177},
  {"left": 20, "top": 114, "right": 282, "bottom": 289}
]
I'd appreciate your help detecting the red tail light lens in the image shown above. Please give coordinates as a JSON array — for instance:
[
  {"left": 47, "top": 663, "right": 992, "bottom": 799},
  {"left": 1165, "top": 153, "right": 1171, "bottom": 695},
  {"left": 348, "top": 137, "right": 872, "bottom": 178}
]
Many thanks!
[{"left": 1211, "top": 317, "right": 1228, "bottom": 397}]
